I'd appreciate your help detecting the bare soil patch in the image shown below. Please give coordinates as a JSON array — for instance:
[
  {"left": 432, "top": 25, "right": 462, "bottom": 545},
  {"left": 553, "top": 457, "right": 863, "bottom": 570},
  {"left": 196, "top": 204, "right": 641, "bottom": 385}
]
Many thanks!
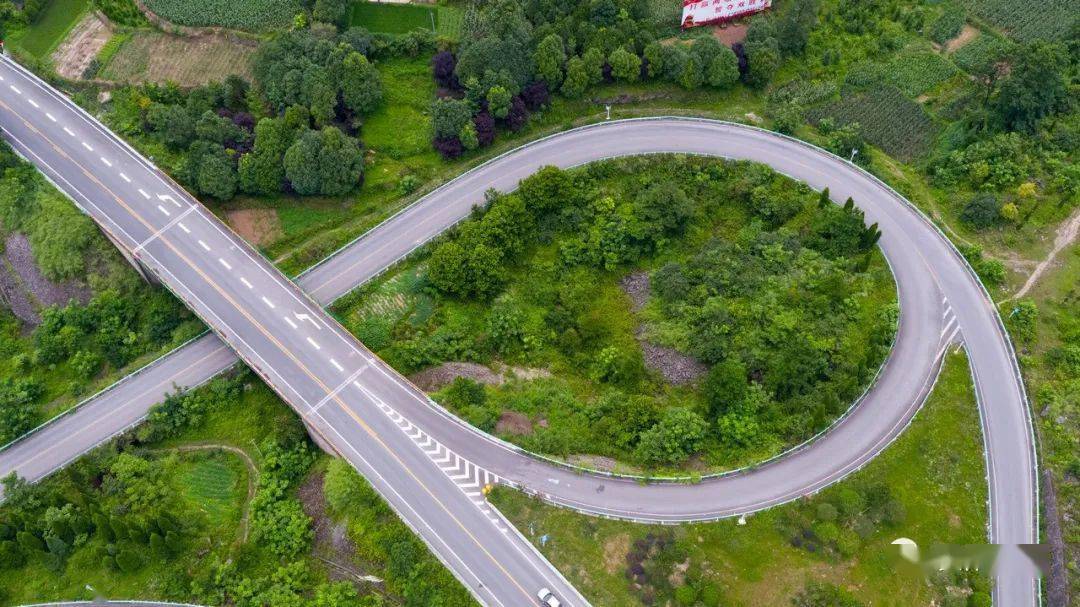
[
  {"left": 227, "top": 208, "right": 284, "bottom": 248},
  {"left": 565, "top": 454, "right": 621, "bottom": 473},
  {"left": 495, "top": 411, "right": 532, "bottom": 436},
  {"left": 945, "top": 24, "right": 980, "bottom": 53},
  {"left": 1012, "top": 206, "right": 1080, "bottom": 300},
  {"left": 711, "top": 22, "right": 749, "bottom": 46},
  {"left": 52, "top": 12, "right": 112, "bottom": 80},
  {"left": 101, "top": 30, "right": 255, "bottom": 86},
  {"left": 410, "top": 361, "right": 551, "bottom": 391},
  {"left": 0, "top": 233, "right": 91, "bottom": 325}
]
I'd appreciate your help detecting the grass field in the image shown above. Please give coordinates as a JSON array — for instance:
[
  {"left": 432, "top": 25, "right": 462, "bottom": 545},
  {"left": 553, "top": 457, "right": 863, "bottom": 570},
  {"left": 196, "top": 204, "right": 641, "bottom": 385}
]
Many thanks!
[
  {"left": 142, "top": 0, "right": 299, "bottom": 30},
  {"left": 350, "top": 2, "right": 437, "bottom": 34},
  {"left": 101, "top": 31, "right": 255, "bottom": 86},
  {"left": 173, "top": 452, "right": 247, "bottom": 530},
  {"left": 12, "top": 0, "right": 89, "bottom": 58},
  {"left": 492, "top": 351, "right": 988, "bottom": 605}
]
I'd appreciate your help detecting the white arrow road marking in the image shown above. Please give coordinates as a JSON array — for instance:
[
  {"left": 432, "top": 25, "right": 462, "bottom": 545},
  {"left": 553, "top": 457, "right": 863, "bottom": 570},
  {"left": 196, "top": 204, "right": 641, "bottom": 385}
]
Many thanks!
[
  {"left": 158, "top": 194, "right": 181, "bottom": 208},
  {"left": 294, "top": 312, "right": 322, "bottom": 330}
]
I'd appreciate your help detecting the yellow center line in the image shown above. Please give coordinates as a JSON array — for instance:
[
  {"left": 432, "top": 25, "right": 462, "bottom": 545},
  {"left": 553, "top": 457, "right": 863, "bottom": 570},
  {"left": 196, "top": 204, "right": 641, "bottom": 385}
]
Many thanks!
[{"left": 1, "top": 93, "right": 537, "bottom": 603}]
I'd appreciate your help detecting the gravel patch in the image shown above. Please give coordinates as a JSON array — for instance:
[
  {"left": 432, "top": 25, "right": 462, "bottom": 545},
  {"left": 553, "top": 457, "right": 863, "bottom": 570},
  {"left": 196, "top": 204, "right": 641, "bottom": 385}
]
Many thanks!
[
  {"left": 638, "top": 335, "right": 709, "bottom": 385},
  {"left": 495, "top": 411, "right": 532, "bottom": 436},
  {"left": 0, "top": 259, "right": 38, "bottom": 325},
  {"left": 410, "top": 361, "right": 551, "bottom": 391},
  {"left": 620, "top": 270, "right": 650, "bottom": 313},
  {"left": 5, "top": 233, "right": 92, "bottom": 309},
  {"left": 620, "top": 270, "right": 708, "bottom": 385}
]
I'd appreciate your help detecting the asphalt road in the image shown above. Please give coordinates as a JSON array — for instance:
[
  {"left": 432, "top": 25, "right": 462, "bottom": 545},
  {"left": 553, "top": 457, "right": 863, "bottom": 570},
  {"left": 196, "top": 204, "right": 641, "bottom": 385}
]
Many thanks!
[
  {"left": 0, "top": 56, "right": 588, "bottom": 607},
  {"left": 0, "top": 56, "right": 1037, "bottom": 605}
]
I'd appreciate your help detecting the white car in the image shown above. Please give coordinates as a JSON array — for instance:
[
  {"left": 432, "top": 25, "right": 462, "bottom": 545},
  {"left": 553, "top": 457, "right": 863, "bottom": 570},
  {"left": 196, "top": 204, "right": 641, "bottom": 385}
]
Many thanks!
[{"left": 537, "top": 587, "right": 562, "bottom": 607}]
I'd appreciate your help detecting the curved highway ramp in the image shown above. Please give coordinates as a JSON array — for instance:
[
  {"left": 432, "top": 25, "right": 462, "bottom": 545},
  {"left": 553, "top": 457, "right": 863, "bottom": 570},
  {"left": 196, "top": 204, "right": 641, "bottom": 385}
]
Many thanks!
[{"left": 0, "top": 56, "right": 1037, "bottom": 606}]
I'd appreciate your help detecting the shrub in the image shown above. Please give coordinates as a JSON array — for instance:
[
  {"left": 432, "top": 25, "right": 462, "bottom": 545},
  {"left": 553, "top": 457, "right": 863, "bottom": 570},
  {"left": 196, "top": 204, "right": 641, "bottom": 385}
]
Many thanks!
[{"left": 960, "top": 193, "right": 1001, "bottom": 229}]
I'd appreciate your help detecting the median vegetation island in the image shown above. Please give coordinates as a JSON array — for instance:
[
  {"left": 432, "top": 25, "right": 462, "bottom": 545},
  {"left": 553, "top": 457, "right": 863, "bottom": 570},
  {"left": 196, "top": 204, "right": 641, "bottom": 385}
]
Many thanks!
[
  {"left": 491, "top": 351, "right": 990, "bottom": 606},
  {"left": 0, "top": 371, "right": 473, "bottom": 606},
  {"left": 0, "top": 141, "right": 200, "bottom": 445},
  {"left": 334, "top": 156, "right": 896, "bottom": 473}
]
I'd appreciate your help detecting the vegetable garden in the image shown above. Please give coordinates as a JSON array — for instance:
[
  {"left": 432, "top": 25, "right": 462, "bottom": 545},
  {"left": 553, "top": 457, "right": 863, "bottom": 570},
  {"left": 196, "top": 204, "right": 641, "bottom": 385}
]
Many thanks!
[
  {"left": 807, "top": 86, "right": 940, "bottom": 162},
  {"left": 142, "top": 0, "right": 300, "bottom": 31}
]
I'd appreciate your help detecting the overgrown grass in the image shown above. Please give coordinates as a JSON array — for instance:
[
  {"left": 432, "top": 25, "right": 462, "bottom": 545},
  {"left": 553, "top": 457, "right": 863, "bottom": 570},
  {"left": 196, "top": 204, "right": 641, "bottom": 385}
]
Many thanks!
[
  {"left": 11, "top": 0, "right": 89, "bottom": 58},
  {"left": 491, "top": 351, "right": 989, "bottom": 606},
  {"left": 350, "top": 2, "right": 437, "bottom": 34}
]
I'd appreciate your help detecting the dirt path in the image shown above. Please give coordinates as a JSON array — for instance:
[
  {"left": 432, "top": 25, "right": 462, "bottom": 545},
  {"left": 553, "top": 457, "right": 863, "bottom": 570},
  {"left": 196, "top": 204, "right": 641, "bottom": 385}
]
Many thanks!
[
  {"left": 52, "top": 12, "right": 113, "bottom": 80},
  {"left": 152, "top": 443, "right": 257, "bottom": 543},
  {"left": 1010, "top": 207, "right": 1080, "bottom": 301}
]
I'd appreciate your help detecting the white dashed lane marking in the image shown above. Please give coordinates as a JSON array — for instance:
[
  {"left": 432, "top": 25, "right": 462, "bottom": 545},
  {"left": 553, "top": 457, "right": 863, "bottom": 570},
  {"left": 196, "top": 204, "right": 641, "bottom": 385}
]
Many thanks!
[
  {"left": 100, "top": 157, "right": 112, "bottom": 167},
  {"left": 197, "top": 240, "right": 210, "bottom": 251},
  {"left": 9, "top": 85, "right": 20, "bottom": 94},
  {"left": 330, "top": 358, "right": 344, "bottom": 372},
  {"left": 138, "top": 188, "right": 150, "bottom": 199},
  {"left": 284, "top": 316, "right": 298, "bottom": 329},
  {"left": 218, "top": 258, "right": 232, "bottom": 270},
  {"left": 306, "top": 337, "right": 320, "bottom": 350},
  {"left": 45, "top": 112, "right": 55, "bottom": 122},
  {"left": 177, "top": 222, "right": 190, "bottom": 234},
  {"left": 119, "top": 172, "right": 131, "bottom": 183},
  {"left": 27, "top": 99, "right": 38, "bottom": 108},
  {"left": 261, "top": 296, "right": 275, "bottom": 309},
  {"left": 63, "top": 127, "right": 74, "bottom": 136},
  {"left": 240, "top": 277, "right": 253, "bottom": 289},
  {"left": 81, "top": 141, "right": 93, "bottom": 151},
  {"left": 156, "top": 205, "right": 170, "bottom": 217}
]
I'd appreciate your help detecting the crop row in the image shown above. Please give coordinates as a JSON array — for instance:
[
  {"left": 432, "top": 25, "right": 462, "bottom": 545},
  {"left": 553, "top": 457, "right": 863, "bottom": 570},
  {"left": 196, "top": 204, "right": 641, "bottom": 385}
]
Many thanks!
[{"left": 807, "top": 85, "right": 939, "bottom": 162}]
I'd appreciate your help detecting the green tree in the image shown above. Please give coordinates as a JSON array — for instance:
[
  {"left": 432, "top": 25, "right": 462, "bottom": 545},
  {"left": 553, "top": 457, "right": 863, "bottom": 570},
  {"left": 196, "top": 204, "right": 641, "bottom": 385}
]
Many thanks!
[
  {"left": 702, "top": 358, "right": 748, "bottom": 421},
  {"left": 995, "top": 41, "right": 1071, "bottom": 133},
  {"left": 960, "top": 192, "right": 1001, "bottom": 229},
  {"left": 459, "top": 122, "right": 479, "bottom": 151},
  {"left": 431, "top": 97, "right": 473, "bottom": 139},
  {"left": 678, "top": 55, "right": 703, "bottom": 90},
  {"left": 643, "top": 41, "right": 664, "bottom": 79},
  {"left": 284, "top": 127, "right": 364, "bottom": 196},
  {"left": 635, "top": 407, "right": 708, "bottom": 465},
  {"left": 707, "top": 45, "right": 739, "bottom": 88},
  {"left": 561, "top": 57, "right": 589, "bottom": 98},
  {"left": 188, "top": 142, "right": 238, "bottom": 201},
  {"left": 114, "top": 548, "right": 145, "bottom": 573},
  {"left": 146, "top": 104, "right": 195, "bottom": 148},
  {"left": 239, "top": 118, "right": 293, "bottom": 196},
  {"left": 743, "top": 38, "right": 780, "bottom": 88},
  {"left": 313, "top": 0, "right": 349, "bottom": 26},
  {"left": 314, "top": 581, "right": 364, "bottom": 607},
  {"left": 340, "top": 51, "right": 383, "bottom": 115},
  {"left": 534, "top": 33, "right": 566, "bottom": 87},
  {"left": 609, "top": 48, "right": 641, "bottom": 82},
  {"left": 582, "top": 47, "right": 605, "bottom": 85},
  {"left": 486, "top": 85, "right": 512, "bottom": 119}
]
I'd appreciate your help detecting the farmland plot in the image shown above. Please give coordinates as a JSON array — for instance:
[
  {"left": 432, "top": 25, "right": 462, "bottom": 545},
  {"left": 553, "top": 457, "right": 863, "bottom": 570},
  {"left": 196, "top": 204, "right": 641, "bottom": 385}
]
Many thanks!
[
  {"left": 884, "top": 46, "right": 962, "bottom": 97},
  {"left": 101, "top": 31, "right": 255, "bottom": 86},
  {"left": 807, "top": 86, "right": 940, "bottom": 162},
  {"left": 143, "top": 0, "right": 300, "bottom": 31},
  {"left": 950, "top": 31, "right": 1015, "bottom": 74},
  {"left": 959, "top": 0, "right": 1075, "bottom": 42}
]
